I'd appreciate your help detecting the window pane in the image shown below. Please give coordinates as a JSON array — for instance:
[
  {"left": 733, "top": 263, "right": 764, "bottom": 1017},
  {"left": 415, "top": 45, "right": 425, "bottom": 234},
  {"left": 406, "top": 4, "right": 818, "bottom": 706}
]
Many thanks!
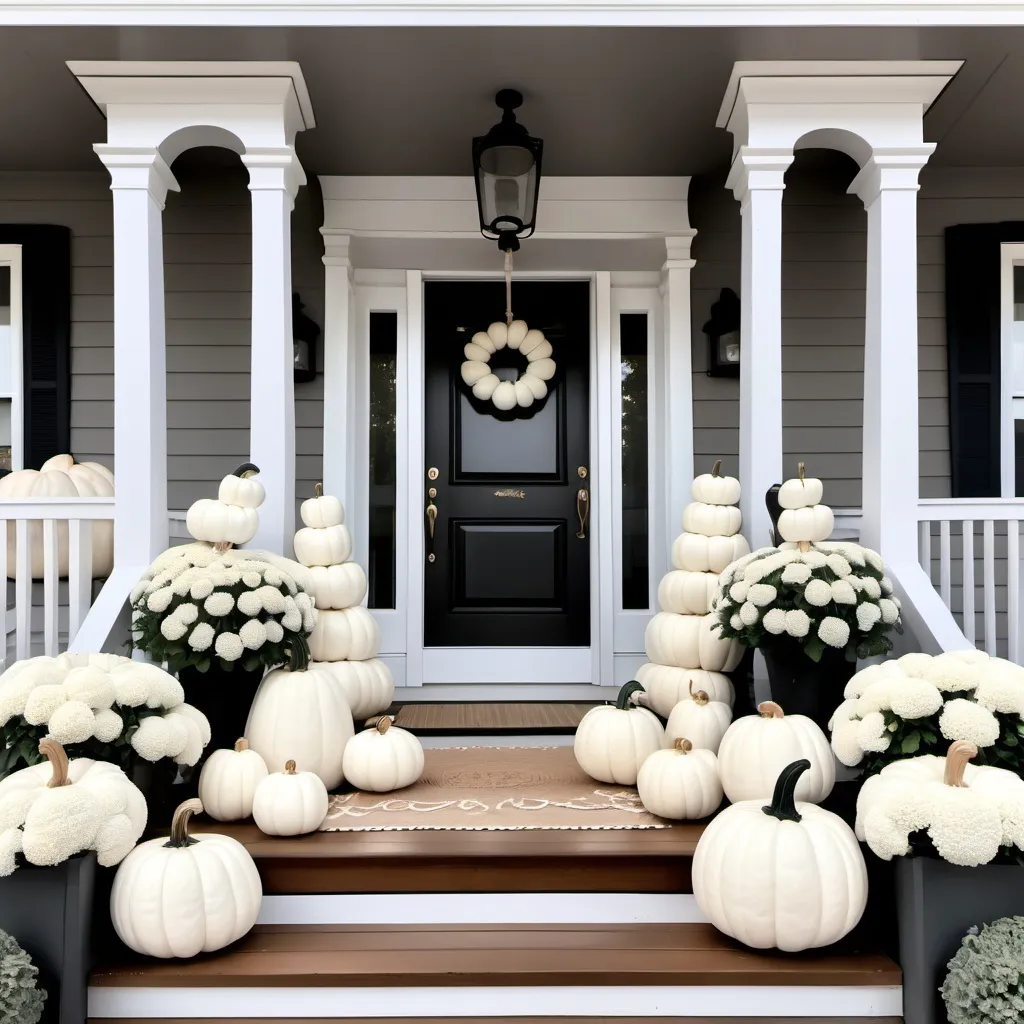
[
  {"left": 368, "top": 312, "right": 397, "bottom": 609},
  {"left": 621, "top": 313, "right": 649, "bottom": 610}
]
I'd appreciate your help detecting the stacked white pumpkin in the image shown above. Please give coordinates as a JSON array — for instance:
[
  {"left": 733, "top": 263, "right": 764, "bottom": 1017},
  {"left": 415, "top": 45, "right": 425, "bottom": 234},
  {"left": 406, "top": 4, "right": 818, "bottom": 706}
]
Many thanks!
[{"left": 295, "top": 485, "right": 394, "bottom": 722}]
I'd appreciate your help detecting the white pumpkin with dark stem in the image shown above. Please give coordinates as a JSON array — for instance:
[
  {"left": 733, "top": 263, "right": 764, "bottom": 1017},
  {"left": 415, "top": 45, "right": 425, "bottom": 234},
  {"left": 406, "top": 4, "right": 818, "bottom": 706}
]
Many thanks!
[
  {"left": 197, "top": 738, "right": 268, "bottom": 823},
  {"left": 633, "top": 663, "right": 735, "bottom": 718},
  {"left": 342, "top": 716, "right": 424, "bottom": 793},
  {"left": 252, "top": 761, "right": 329, "bottom": 836},
  {"left": 185, "top": 463, "right": 264, "bottom": 550},
  {"left": 637, "top": 738, "right": 723, "bottom": 820},
  {"left": 574, "top": 680, "right": 666, "bottom": 786},
  {"left": 691, "top": 460, "right": 741, "bottom": 507},
  {"left": 692, "top": 760, "right": 867, "bottom": 951},
  {"left": 717, "top": 701, "right": 835, "bottom": 805},
  {"left": 665, "top": 682, "right": 732, "bottom": 754},
  {"left": 110, "top": 798, "right": 262, "bottom": 958}
]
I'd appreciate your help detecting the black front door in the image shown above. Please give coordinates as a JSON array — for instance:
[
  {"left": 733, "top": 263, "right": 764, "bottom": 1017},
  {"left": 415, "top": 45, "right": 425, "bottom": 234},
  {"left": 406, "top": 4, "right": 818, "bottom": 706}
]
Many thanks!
[{"left": 424, "top": 280, "right": 591, "bottom": 647}]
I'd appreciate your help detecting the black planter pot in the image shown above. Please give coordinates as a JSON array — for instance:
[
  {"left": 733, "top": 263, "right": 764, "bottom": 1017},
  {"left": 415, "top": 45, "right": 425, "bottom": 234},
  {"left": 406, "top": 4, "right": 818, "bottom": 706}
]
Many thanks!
[
  {"left": 896, "top": 856, "right": 1024, "bottom": 1024},
  {"left": 762, "top": 640, "right": 856, "bottom": 733},
  {"left": 177, "top": 663, "right": 264, "bottom": 767},
  {"left": 0, "top": 853, "right": 96, "bottom": 1024}
]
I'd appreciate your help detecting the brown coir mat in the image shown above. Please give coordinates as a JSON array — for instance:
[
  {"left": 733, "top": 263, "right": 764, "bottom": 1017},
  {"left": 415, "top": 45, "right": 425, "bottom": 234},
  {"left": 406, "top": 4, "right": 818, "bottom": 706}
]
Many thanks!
[
  {"left": 321, "top": 746, "right": 670, "bottom": 831},
  {"left": 391, "top": 701, "right": 596, "bottom": 734}
]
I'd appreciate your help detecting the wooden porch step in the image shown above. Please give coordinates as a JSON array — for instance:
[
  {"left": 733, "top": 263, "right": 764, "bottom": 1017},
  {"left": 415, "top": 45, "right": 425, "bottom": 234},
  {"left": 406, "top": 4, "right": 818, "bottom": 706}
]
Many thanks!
[{"left": 389, "top": 701, "right": 598, "bottom": 735}]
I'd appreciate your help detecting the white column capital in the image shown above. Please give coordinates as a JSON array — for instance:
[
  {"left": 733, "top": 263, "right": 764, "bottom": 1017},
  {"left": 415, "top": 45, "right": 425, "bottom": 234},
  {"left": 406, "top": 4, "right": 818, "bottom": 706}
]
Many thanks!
[
  {"left": 850, "top": 146, "right": 936, "bottom": 206},
  {"left": 241, "top": 147, "right": 306, "bottom": 205},
  {"left": 727, "top": 148, "right": 794, "bottom": 204},
  {"left": 663, "top": 233, "right": 696, "bottom": 271},
  {"left": 93, "top": 145, "right": 179, "bottom": 209},
  {"left": 321, "top": 229, "right": 353, "bottom": 271}
]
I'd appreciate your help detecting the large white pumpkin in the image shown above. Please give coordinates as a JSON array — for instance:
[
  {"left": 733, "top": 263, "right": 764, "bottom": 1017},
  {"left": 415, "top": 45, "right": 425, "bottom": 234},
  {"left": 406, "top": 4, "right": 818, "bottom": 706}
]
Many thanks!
[
  {"left": 644, "top": 612, "right": 742, "bottom": 673},
  {"left": 717, "top": 701, "right": 835, "bottom": 805},
  {"left": 342, "top": 716, "right": 424, "bottom": 793},
  {"left": 293, "top": 523, "right": 353, "bottom": 568},
  {"left": 245, "top": 664, "right": 355, "bottom": 790},
  {"left": 308, "top": 607, "right": 380, "bottom": 663},
  {"left": 692, "top": 760, "right": 867, "bottom": 951},
  {"left": 672, "top": 532, "right": 750, "bottom": 574},
  {"left": 315, "top": 658, "right": 394, "bottom": 723},
  {"left": 0, "top": 454, "right": 114, "bottom": 579},
  {"left": 252, "top": 760, "right": 329, "bottom": 836},
  {"left": 300, "top": 484, "right": 345, "bottom": 529},
  {"left": 778, "top": 505, "right": 834, "bottom": 544},
  {"left": 197, "top": 738, "right": 268, "bottom": 823},
  {"left": 637, "top": 738, "right": 723, "bottom": 821},
  {"left": 573, "top": 680, "right": 666, "bottom": 786},
  {"left": 307, "top": 562, "right": 366, "bottom": 611},
  {"left": 681, "top": 502, "right": 742, "bottom": 539},
  {"left": 634, "top": 663, "right": 735, "bottom": 718},
  {"left": 665, "top": 684, "right": 733, "bottom": 754},
  {"left": 658, "top": 570, "right": 719, "bottom": 615},
  {"left": 691, "top": 461, "right": 741, "bottom": 507},
  {"left": 110, "top": 798, "right": 262, "bottom": 958}
]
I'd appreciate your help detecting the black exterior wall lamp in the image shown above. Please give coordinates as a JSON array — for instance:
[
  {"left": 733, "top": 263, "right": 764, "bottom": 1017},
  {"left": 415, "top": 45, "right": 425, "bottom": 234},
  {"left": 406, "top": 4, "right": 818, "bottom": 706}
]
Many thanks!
[{"left": 703, "top": 287, "right": 741, "bottom": 378}]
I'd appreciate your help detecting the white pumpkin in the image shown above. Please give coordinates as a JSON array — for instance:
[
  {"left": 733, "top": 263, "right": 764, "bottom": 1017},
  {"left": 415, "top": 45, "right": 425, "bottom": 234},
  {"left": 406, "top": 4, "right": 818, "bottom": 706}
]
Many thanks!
[
  {"left": 778, "top": 462, "right": 824, "bottom": 510},
  {"left": 681, "top": 502, "right": 742, "bottom": 539},
  {"left": 691, "top": 461, "right": 741, "bottom": 507},
  {"left": 252, "top": 760, "right": 329, "bottom": 837},
  {"left": 293, "top": 523, "right": 353, "bottom": 568},
  {"left": 777, "top": 505, "right": 834, "bottom": 544},
  {"left": 672, "top": 532, "right": 750, "bottom": 574},
  {"left": 342, "top": 716, "right": 424, "bottom": 793},
  {"left": 300, "top": 483, "right": 345, "bottom": 529},
  {"left": 637, "top": 738, "right": 723, "bottom": 821},
  {"left": 307, "top": 562, "right": 367, "bottom": 611},
  {"left": 110, "top": 798, "right": 262, "bottom": 958},
  {"left": 665, "top": 683, "right": 733, "bottom": 754},
  {"left": 308, "top": 607, "right": 380, "bottom": 663},
  {"left": 316, "top": 659, "right": 394, "bottom": 721},
  {"left": 644, "top": 612, "right": 742, "bottom": 673},
  {"left": 717, "top": 700, "right": 835, "bottom": 805},
  {"left": 692, "top": 760, "right": 867, "bottom": 951},
  {"left": 633, "top": 663, "right": 735, "bottom": 718},
  {"left": 217, "top": 463, "right": 265, "bottom": 509},
  {"left": 245, "top": 664, "right": 355, "bottom": 790},
  {"left": 0, "top": 454, "right": 114, "bottom": 579},
  {"left": 197, "top": 738, "right": 268, "bottom": 822},
  {"left": 573, "top": 680, "right": 666, "bottom": 786},
  {"left": 658, "top": 570, "right": 719, "bottom": 615},
  {"left": 186, "top": 498, "right": 258, "bottom": 548}
]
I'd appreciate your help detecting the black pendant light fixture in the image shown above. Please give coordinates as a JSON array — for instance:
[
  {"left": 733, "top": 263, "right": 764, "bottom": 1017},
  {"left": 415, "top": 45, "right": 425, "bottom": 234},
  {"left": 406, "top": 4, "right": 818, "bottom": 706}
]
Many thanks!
[{"left": 472, "top": 89, "right": 543, "bottom": 252}]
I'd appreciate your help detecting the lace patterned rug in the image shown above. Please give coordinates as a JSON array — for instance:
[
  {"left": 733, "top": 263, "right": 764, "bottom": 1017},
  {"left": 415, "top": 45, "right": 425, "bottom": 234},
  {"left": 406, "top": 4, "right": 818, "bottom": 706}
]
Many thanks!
[{"left": 320, "top": 746, "right": 670, "bottom": 831}]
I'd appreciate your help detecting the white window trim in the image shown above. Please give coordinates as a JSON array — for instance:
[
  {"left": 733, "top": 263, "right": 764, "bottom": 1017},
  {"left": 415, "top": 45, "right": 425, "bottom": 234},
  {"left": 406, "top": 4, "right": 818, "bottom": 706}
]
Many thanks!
[
  {"left": 0, "top": 245, "right": 23, "bottom": 472},
  {"left": 999, "top": 242, "right": 1024, "bottom": 497}
]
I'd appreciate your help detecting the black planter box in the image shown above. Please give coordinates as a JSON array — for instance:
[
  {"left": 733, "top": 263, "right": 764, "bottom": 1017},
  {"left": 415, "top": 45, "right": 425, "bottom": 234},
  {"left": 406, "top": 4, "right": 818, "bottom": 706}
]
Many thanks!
[
  {"left": 896, "top": 856, "right": 1024, "bottom": 1024},
  {"left": 0, "top": 853, "right": 96, "bottom": 1024}
]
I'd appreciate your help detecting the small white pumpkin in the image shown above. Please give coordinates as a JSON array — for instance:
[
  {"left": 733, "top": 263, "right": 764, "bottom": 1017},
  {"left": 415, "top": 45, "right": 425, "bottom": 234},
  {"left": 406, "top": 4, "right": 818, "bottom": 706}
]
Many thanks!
[
  {"left": 717, "top": 700, "right": 835, "bottom": 805},
  {"left": 307, "top": 562, "right": 367, "bottom": 611},
  {"left": 217, "top": 462, "right": 266, "bottom": 509},
  {"left": 637, "top": 738, "right": 723, "bottom": 820},
  {"left": 777, "top": 462, "right": 824, "bottom": 510},
  {"left": 644, "top": 612, "right": 742, "bottom": 673},
  {"left": 692, "top": 760, "right": 867, "bottom": 951},
  {"left": 574, "top": 680, "right": 666, "bottom": 786},
  {"left": 672, "top": 532, "right": 750, "bottom": 574},
  {"left": 681, "top": 502, "right": 742, "bottom": 539},
  {"left": 665, "top": 682, "right": 733, "bottom": 754},
  {"left": 342, "top": 716, "right": 424, "bottom": 793},
  {"left": 300, "top": 483, "right": 345, "bottom": 529},
  {"left": 293, "top": 523, "right": 353, "bottom": 568},
  {"left": 197, "top": 738, "right": 269, "bottom": 823},
  {"left": 308, "top": 606, "right": 381, "bottom": 663},
  {"left": 633, "top": 663, "right": 735, "bottom": 718},
  {"left": 252, "top": 760, "right": 329, "bottom": 837},
  {"left": 110, "top": 798, "right": 262, "bottom": 958},
  {"left": 316, "top": 659, "right": 395, "bottom": 721},
  {"left": 658, "top": 570, "right": 719, "bottom": 615},
  {"left": 691, "top": 460, "right": 741, "bottom": 507},
  {"left": 185, "top": 498, "right": 258, "bottom": 548},
  {"left": 778, "top": 505, "right": 834, "bottom": 544}
]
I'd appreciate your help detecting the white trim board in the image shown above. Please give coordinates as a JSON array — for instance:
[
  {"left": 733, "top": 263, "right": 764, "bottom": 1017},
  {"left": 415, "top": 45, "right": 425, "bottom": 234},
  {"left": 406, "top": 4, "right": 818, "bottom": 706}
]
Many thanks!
[{"left": 88, "top": 984, "right": 904, "bottom": 1019}]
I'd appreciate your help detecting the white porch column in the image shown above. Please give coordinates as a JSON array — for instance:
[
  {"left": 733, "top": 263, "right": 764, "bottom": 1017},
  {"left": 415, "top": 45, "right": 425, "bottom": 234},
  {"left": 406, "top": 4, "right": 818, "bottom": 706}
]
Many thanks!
[
  {"left": 242, "top": 148, "right": 305, "bottom": 553},
  {"left": 320, "top": 231, "right": 354, "bottom": 502},
  {"left": 728, "top": 150, "right": 793, "bottom": 550}
]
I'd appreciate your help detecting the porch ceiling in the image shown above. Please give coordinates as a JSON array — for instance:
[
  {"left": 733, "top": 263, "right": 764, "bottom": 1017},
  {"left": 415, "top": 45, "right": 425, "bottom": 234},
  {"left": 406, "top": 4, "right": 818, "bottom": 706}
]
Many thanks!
[{"left": 3, "top": 25, "right": 1024, "bottom": 175}]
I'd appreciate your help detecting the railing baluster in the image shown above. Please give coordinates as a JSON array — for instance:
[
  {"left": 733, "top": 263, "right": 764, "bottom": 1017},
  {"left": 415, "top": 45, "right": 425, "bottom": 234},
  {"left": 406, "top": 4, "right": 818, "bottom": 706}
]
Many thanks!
[
  {"left": 1009, "top": 519, "right": 1020, "bottom": 664},
  {"left": 14, "top": 520, "right": 30, "bottom": 661},
  {"left": 939, "top": 521, "right": 951, "bottom": 606},
  {"left": 963, "top": 521, "right": 976, "bottom": 646},
  {"left": 983, "top": 520, "right": 997, "bottom": 655},
  {"left": 919, "top": 521, "right": 932, "bottom": 580},
  {"left": 68, "top": 519, "right": 92, "bottom": 648},
  {"left": 0, "top": 518, "right": 7, "bottom": 673},
  {"left": 42, "top": 519, "right": 59, "bottom": 657}
]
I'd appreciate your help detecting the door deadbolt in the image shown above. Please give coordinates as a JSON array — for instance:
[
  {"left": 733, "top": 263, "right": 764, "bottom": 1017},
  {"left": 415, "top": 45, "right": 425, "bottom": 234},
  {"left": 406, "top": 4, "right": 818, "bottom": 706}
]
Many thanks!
[
  {"left": 427, "top": 467, "right": 439, "bottom": 481},
  {"left": 577, "top": 466, "right": 588, "bottom": 479}
]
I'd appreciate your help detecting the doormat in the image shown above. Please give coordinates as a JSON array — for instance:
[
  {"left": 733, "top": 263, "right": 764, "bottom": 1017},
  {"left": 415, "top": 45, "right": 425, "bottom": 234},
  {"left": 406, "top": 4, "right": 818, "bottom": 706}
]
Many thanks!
[
  {"left": 392, "top": 702, "right": 597, "bottom": 735},
  {"left": 320, "top": 746, "right": 670, "bottom": 831}
]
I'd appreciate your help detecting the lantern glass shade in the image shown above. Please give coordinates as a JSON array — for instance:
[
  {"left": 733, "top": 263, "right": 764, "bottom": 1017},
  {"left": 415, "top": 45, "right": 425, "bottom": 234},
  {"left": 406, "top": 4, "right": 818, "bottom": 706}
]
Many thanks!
[
  {"left": 294, "top": 338, "right": 311, "bottom": 374},
  {"left": 717, "top": 330, "right": 740, "bottom": 367}
]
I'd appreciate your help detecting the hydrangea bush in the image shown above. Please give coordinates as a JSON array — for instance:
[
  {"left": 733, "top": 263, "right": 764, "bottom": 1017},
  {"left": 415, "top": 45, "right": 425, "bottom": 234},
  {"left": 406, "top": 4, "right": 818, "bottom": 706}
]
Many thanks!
[
  {"left": 0, "top": 653, "right": 210, "bottom": 776},
  {"left": 0, "top": 928, "right": 45, "bottom": 1024},
  {"left": 129, "top": 542, "right": 317, "bottom": 677},
  {"left": 830, "top": 649, "right": 1024, "bottom": 778},
  {"left": 713, "top": 541, "right": 902, "bottom": 664},
  {"left": 943, "top": 917, "right": 1024, "bottom": 1024}
]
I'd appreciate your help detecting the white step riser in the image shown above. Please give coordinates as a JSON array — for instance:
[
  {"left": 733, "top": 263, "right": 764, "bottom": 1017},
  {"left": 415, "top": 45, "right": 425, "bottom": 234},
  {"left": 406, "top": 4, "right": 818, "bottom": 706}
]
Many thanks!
[{"left": 418, "top": 733, "right": 575, "bottom": 748}]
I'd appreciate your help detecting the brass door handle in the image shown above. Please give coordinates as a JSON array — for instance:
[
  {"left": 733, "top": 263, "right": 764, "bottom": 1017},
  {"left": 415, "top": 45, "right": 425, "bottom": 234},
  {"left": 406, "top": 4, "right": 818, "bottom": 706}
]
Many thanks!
[
  {"left": 576, "top": 488, "right": 589, "bottom": 539},
  {"left": 426, "top": 503, "right": 437, "bottom": 539}
]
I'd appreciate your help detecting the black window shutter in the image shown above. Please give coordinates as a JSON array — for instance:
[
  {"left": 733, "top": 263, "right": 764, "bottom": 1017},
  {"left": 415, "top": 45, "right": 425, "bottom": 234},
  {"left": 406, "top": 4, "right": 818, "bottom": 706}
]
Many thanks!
[{"left": 0, "top": 226, "right": 71, "bottom": 469}]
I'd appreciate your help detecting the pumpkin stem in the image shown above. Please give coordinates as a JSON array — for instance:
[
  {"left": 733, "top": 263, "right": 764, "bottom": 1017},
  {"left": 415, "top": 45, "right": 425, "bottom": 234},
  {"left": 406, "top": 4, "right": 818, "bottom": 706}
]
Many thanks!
[
  {"left": 762, "top": 759, "right": 809, "bottom": 823},
  {"left": 943, "top": 740, "right": 978, "bottom": 788},
  {"left": 314, "top": 482, "right": 323, "bottom": 497},
  {"left": 287, "top": 632, "right": 311, "bottom": 673},
  {"left": 798, "top": 461, "right": 806, "bottom": 483},
  {"left": 711, "top": 459, "right": 722, "bottom": 478},
  {"left": 234, "top": 738, "right": 249, "bottom": 753},
  {"left": 232, "top": 462, "right": 261, "bottom": 479},
  {"left": 285, "top": 760, "right": 298, "bottom": 774},
  {"left": 166, "top": 798, "right": 204, "bottom": 848},
  {"left": 798, "top": 541, "right": 812, "bottom": 553},
  {"left": 673, "top": 737, "right": 693, "bottom": 754},
  {"left": 758, "top": 701, "right": 785, "bottom": 719},
  {"left": 615, "top": 680, "right": 646, "bottom": 710},
  {"left": 39, "top": 739, "right": 70, "bottom": 789},
  {"left": 376, "top": 716, "right": 392, "bottom": 735},
  {"left": 688, "top": 680, "right": 709, "bottom": 706}
]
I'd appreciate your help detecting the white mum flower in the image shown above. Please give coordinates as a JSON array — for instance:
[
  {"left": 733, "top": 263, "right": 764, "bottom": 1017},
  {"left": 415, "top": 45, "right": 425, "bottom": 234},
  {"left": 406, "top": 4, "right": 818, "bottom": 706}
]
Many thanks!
[
  {"left": 856, "top": 602, "right": 882, "bottom": 631},
  {"left": 265, "top": 620, "right": 284, "bottom": 644},
  {"left": 221, "top": 568, "right": 241, "bottom": 586},
  {"left": 859, "top": 577, "right": 882, "bottom": 599},
  {"left": 730, "top": 614, "right": 743, "bottom": 630},
  {"left": 0, "top": 828, "right": 24, "bottom": 877},
  {"left": 781, "top": 562, "right": 812, "bottom": 586},
  {"left": 864, "top": 549, "right": 884, "bottom": 572},
  {"left": 804, "top": 579, "right": 832, "bottom": 607},
  {"left": 832, "top": 719, "right": 867, "bottom": 766},
  {"left": 263, "top": 568, "right": 283, "bottom": 586},
  {"left": 281, "top": 607, "right": 302, "bottom": 632},
  {"left": 146, "top": 587, "right": 175, "bottom": 613},
  {"left": 189, "top": 577, "right": 215, "bottom": 601},
  {"left": 204, "top": 592, "right": 235, "bottom": 617},
  {"left": 239, "top": 619, "right": 268, "bottom": 650},
  {"left": 830, "top": 580, "right": 857, "bottom": 605},
  {"left": 888, "top": 678, "right": 944, "bottom": 720},
  {"left": 172, "top": 573, "right": 197, "bottom": 597},
  {"left": 92, "top": 708, "right": 124, "bottom": 743},
  {"left": 739, "top": 602, "right": 760, "bottom": 626},
  {"left": 236, "top": 591, "right": 263, "bottom": 617},
  {"left": 188, "top": 622, "right": 215, "bottom": 652},
  {"left": 785, "top": 609, "right": 811, "bottom": 638},
  {"left": 879, "top": 598, "right": 900, "bottom": 624},
  {"left": 763, "top": 608, "right": 787, "bottom": 635},
  {"left": 818, "top": 616, "right": 850, "bottom": 649},
  {"left": 748, "top": 584, "right": 777, "bottom": 607},
  {"left": 169, "top": 713, "right": 205, "bottom": 767},
  {"left": 133, "top": 664, "right": 184, "bottom": 709},
  {"left": 302, "top": 605, "right": 317, "bottom": 633},
  {"left": 131, "top": 714, "right": 187, "bottom": 761},
  {"left": 856, "top": 711, "right": 891, "bottom": 753},
  {"left": 176, "top": 603, "right": 199, "bottom": 625},
  {"left": 939, "top": 698, "right": 1000, "bottom": 747},
  {"left": 63, "top": 667, "right": 116, "bottom": 710},
  {"left": 856, "top": 680, "right": 898, "bottom": 715},
  {"left": 295, "top": 592, "right": 311, "bottom": 614},
  {"left": 173, "top": 702, "right": 211, "bottom": 747},
  {"left": 975, "top": 675, "right": 1024, "bottom": 716},
  {"left": 847, "top": 576, "right": 865, "bottom": 592},
  {"left": 826, "top": 554, "right": 852, "bottom": 578},
  {"left": 113, "top": 674, "right": 149, "bottom": 708},
  {"left": 47, "top": 700, "right": 97, "bottom": 744},
  {"left": 257, "top": 586, "right": 286, "bottom": 615},
  {"left": 160, "top": 617, "right": 187, "bottom": 642},
  {"left": 23, "top": 684, "right": 68, "bottom": 725},
  {"left": 729, "top": 582, "right": 749, "bottom": 603},
  {"left": 242, "top": 571, "right": 262, "bottom": 589},
  {"left": 214, "top": 632, "right": 244, "bottom": 662},
  {"left": 129, "top": 580, "right": 148, "bottom": 604},
  {"left": 920, "top": 654, "right": 983, "bottom": 694},
  {"left": 742, "top": 560, "right": 771, "bottom": 584},
  {"left": 845, "top": 663, "right": 891, "bottom": 700},
  {"left": 802, "top": 551, "right": 828, "bottom": 569},
  {"left": 880, "top": 576, "right": 893, "bottom": 595}
]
